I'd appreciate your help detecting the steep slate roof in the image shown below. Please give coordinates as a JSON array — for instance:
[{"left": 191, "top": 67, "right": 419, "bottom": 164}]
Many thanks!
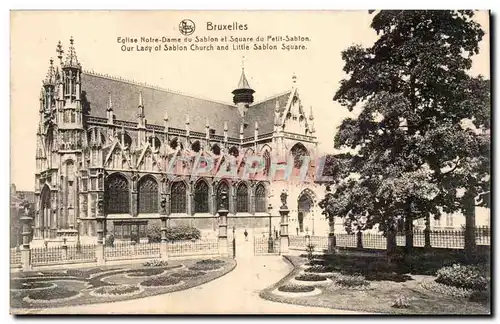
[
  {"left": 81, "top": 72, "right": 244, "bottom": 138},
  {"left": 243, "top": 92, "right": 291, "bottom": 138}
]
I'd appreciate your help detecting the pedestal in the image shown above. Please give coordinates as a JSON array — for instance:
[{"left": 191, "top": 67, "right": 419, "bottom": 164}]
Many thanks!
[
  {"left": 96, "top": 215, "right": 105, "bottom": 265},
  {"left": 218, "top": 209, "right": 229, "bottom": 256},
  {"left": 328, "top": 219, "right": 337, "bottom": 253},
  {"left": 279, "top": 208, "right": 289, "bottom": 254}
]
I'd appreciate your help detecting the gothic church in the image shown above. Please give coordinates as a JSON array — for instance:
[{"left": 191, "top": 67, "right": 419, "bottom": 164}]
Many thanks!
[{"left": 34, "top": 37, "right": 328, "bottom": 245}]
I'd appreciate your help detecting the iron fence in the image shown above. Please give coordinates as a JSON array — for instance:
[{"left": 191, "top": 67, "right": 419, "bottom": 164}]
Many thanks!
[
  {"left": 104, "top": 242, "right": 161, "bottom": 260},
  {"left": 253, "top": 236, "right": 280, "bottom": 255},
  {"left": 288, "top": 226, "right": 491, "bottom": 251},
  {"left": 66, "top": 244, "right": 97, "bottom": 262},
  {"left": 10, "top": 248, "right": 21, "bottom": 267},
  {"left": 31, "top": 246, "right": 64, "bottom": 265},
  {"left": 167, "top": 239, "right": 219, "bottom": 257}
]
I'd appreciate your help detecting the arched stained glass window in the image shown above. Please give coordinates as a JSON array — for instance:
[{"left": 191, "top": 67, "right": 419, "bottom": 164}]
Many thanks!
[
  {"left": 194, "top": 180, "right": 209, "bottom": 213},
  {"left": 236, "top": 183, "right": 249, "bottom": 213},
  {"left": 255, "top": 183, "right": 267, "bottom": 213},
  {"left": 105, "top": 174, "right": 129, "bottom": 214},
  {"left": 170, "top": 181, "right": 187, "bottom": 213},
  {"left": 138, "top": 176, "right": 159, "bottom": 213}
]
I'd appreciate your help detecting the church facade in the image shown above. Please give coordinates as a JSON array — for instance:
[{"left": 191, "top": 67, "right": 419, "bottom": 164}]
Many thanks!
[{"left": 33, "top": 37, "right": 330, "bottom": 245}]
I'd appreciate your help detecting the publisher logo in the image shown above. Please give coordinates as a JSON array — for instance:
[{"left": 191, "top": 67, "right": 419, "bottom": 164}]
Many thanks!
[{"left": 179, "top": 19, "right": 195, "bottom": 36}]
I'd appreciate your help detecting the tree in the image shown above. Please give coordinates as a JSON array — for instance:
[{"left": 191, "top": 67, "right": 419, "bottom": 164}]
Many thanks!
[{"left": 323, "top": 10, "right": 488, "bottom": 255}]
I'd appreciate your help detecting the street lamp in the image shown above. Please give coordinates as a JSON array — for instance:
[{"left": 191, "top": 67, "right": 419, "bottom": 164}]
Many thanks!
[
  {"left": 76, "top": 218, "right": 82, "bottom": 252},
  {"left": 268, "top": 203, "right": 273, "bottom": 253}
]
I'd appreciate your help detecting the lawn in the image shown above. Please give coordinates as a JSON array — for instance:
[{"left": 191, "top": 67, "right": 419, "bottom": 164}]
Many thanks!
[
  {"left": 260, "top": 252, "right": 490, "bottom": 315},
  {"left": 11, "top": 257, "right": 236, "bottom": 310}
]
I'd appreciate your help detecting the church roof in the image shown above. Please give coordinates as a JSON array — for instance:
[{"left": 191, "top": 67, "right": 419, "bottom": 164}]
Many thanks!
[
  {"left": 81, "top": 72, "right": 244, "bottom": 138},
  {"left": 243, "top": 91, "right": 291, "bottom": 137}
]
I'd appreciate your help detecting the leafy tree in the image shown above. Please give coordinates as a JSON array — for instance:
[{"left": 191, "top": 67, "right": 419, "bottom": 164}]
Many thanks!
[{"left": 323, "top": 10, "right": 489, "bottom": 256}]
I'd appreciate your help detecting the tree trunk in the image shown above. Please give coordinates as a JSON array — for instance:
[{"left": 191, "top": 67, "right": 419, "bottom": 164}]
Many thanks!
[
  {"left": 386, "top": 225, "right": 397, "bottom": 257},
  {"left": 464, "top": 192, "right": 477, "bottom": 262},
  {"left": 424, "top": 214, "right": 431, "bottom": 249},
  {"left": 405, "top": 211, "right": 413, "bottom": 255}
]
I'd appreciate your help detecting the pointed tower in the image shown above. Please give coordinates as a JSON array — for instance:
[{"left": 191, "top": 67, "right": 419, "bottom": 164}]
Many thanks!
[{"left": 232, "top": 66, "right": 255, "bottom": 121}]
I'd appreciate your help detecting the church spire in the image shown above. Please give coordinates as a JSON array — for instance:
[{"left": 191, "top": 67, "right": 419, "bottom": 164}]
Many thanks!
[
  {"left": 43, "top": 58, "right": 56, "bottom": 86},
  {"left": 232, "top": 58, "right": 255, "bottom": 118},
  {"left": 63, "top": 36, "right": 80, "bottom": 69}
]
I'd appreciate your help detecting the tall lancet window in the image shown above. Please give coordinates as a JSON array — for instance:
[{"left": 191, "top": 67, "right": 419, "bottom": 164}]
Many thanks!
[
  {"left": 236, "top": 183, "right": 249, "bottom": 213},
  {"left": 194, "top": 180, "right": 209, "bottom": 213},
  {"left": 170, "top": 181, "right": 187, "bottom": 214}
]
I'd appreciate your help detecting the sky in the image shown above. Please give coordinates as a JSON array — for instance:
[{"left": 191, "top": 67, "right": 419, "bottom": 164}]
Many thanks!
[{"left": 10, "top": 10, "right": 490, "bottom": 191}]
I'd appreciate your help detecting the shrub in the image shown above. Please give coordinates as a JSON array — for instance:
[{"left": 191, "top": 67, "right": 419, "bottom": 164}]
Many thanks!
[
  {"left": 105, "top": 234, "right": 115, "bottom": 247},
  {"left": 171, "top": 270, "right": 206, "bottom": 278},
  {"left": 335, "top": 274, "right": 370, "bottom": 288},
  {"left": 28, "top": 287, "right": 79, "bottom": 300},
  {"left": 188, "top": 263, "right": 223, "bottom": 271},
  {"left": 147, "top": 225, "right": 202, "bottom": 243},
  {"left": 127, "top": 268, "right": 165, "bottom": 277},
  {"left": 278, "top": 284, "right": 315, "bottom": 293},
  {"left": 435, "top": 264, "right": 489, "bottom": 290},
  {"left": 93, "top": 285, "right": 140, "bottom": 296},
  {"left": 143, "top": 260, "right": 169, "bottom": 267},
  {"left": 295, "top": 274, "right": 327, "bottom": 282},
  {"left": 147, "top": 225, "right": 162, "bottom": 243},
  {"left": 140, "top": 275, "right": 181, "bottom": 287},
  {"left": 305, "top": 243, "right": 316, "bottom": 261},
  {"left": 392, "top": 295, "right": 410, "bottom": 309}
]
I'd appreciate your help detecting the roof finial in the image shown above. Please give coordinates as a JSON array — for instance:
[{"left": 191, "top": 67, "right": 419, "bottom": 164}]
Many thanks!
[
  {"left": 56, "top": 41, "right": 64, "bottom": 64},
  {"left": 163, "top": 109, "right": 169, "bottom": 121},
  {"left": 275, "top": 100, "right": 280, "bottom": 113},
  {"left": 241, "top": 55, "right": 245, "bottom": 71},
  {"left": 138, "top": 91, "right": 144, "bottom": 108},
  {"left": 107, "top": 92, "right": 113, "bottom": 111},
  {"left": 292, "top": 73, "right": 297, "bottom": 85},
  {"left": 63, "top": 36, "right": 80, "bottom": 69},
  {"left": 205, "top": 117, "right": 210, "bottom": 128},
  {"left": 43, "top": 58, "right": 56, "bottom": 86},
  {"left": 309, "top": 106, "right": 314, "bottom": 120},
  {"left": 224, "top": 121, "right": 228, "bottom": 131}
]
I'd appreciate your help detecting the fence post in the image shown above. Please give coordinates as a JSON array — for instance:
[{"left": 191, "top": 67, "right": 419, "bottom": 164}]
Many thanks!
[
  {"left": 61, "top": 238, "right": 68, "bottom": 260},
  {"left": 328, "top": 218, "right": 337, "bottom": 253},
  {"left": 217, "top": 209, "right": 229, "bottom": 257},
  {"left": 356, "top": 229, "right": 363, "bottom": 249},
  {"left": 279, "top": 199, "right": 289, "bottom": 254},
  {"left": 160, "top": 215, "right": 169, "bottom": 260},
  {"left": 20, "top": 212, "right": 33, "bottom": 271},
  {"left": 96, "top": 215, "right": 105, "bottom": 265}
]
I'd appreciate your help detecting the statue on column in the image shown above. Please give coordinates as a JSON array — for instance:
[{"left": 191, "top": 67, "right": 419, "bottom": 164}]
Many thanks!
[
  {"left": 280, "top": 189, "right": 288, "bottom": 209},
  {"left": 219, "top": 188, "right": 228, "bottom": 211}
]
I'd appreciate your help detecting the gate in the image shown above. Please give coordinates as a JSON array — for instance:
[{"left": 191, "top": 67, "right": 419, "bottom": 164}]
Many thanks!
[{"left": 253, "top": 236, "right": 280, "bottom": 255}]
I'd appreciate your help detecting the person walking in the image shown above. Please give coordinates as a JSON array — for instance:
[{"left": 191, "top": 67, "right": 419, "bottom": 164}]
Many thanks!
[{"left": 244, "top": 228, "right": 248, "bottom": 241}]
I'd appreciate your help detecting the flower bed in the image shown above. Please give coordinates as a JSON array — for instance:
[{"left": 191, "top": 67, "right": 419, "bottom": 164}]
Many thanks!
[
  {"left": 421, "top": 279, "right": 473, "bottom": 298},
  {"left": 188, "top": 263, "right": 223, "bottom": 271},
  {"left": 25, "top": 287, "right": 80, "bottom": 302},
  {"left": 91, "top": 285, "right": 141, "bottom": 297},
  {"left": 295, "top": 273, "right": 327, "bottom": 282},
  {"left": 143, "top": 260, "right": 169, "bottom": 267},
  {"left": 126, "top": 268, "right": 165, "bottom": 277},
  {"left": 67, "top": 268, "right": 107, "bottom": 278},
  {"left": 196, "top": 259, "right": 225, "bottom": 265},
  {"left": 170, "top": 270, "right": 206, "bottom": 278},
  {"left": 139, "top": 275, "right": 182, "bottom": 287},
  {"left": 11, "top": 281, "right": 56, "bottom": 291},
  {"left": 334, "top": 274, "right": 370, "bottom": 288},
  {"left": 278, "top": 284, "right": 315, "bottom": 293},
  {"left": 304, "top": 265, "right": 335, "bottom": 273}
]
